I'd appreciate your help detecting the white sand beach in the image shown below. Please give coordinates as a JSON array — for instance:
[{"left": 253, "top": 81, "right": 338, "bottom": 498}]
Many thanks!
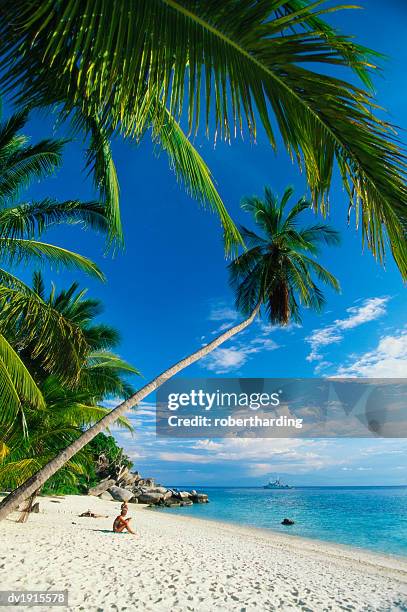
[{"left": 1, "top": 494, "right": 407, "bottom": 611}]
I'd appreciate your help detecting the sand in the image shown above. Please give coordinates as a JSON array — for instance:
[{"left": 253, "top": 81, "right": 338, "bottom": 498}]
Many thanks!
[{"left": 0, "top": 494, "right": 406, "bottom": 611}]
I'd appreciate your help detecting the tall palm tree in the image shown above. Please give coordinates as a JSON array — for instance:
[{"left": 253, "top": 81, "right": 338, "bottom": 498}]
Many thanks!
[
  {"left": 0, "top": 108, "right": 108, "bottom": 431},
  {"left": 1, "top": 1, "right": 406, "bottom": 271},
  {"left": 0, "top": 276, "right": 139, "bottom": 495},
  {"left": 0, "top": 185, "right": 339, "bottom": 519}
]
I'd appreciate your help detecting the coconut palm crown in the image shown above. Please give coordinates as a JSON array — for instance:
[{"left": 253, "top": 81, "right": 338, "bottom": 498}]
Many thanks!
[{"left": 229, "top": 186, "right": 340, "bottom": 325}]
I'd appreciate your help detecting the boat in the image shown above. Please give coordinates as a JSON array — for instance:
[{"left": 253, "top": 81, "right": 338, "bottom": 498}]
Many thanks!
[{"left": 263, "top": 477, "right": 293, "bottom": 489}]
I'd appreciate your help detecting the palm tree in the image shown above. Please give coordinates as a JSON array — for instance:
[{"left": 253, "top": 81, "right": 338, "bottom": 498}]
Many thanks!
[
  {"left": 0, "top": 276, "right": 139, "bottom": 498},
  {"left": 0, "top": 185, "right": 339, "bottom": 519},
  {"left": 1, "top": 1, "right": 406, "bottom": 271},
  {"left": 0, "top": 108, "right": 108, "bottom": 432}
]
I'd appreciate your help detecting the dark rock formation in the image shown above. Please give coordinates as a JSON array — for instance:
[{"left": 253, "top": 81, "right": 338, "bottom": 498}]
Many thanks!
[
  {"left": 191, "top": 493, "right": 209, "bottom": 504},
  {"left": 107, "top": 485, "right": 134, "bottom": 503},
  {"left": 99, "top": 491, "right": 115, "bottom": 502},
  {"left": 137, "top": 491, "right": 165, "bottom": 504},
  {"left": 88, "top": 478, "right": 116, "bottom": 497},
  {"left": 87, "top": 468, "right": 209, "bottom": 509},
  {"left": 281, "top": 518, "right": 295, "bottom": 525}
]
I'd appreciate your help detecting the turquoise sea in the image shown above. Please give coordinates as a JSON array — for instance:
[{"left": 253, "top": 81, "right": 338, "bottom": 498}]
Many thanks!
[{"left": 163, "top": 486, "right": 407, "bottom": 557}]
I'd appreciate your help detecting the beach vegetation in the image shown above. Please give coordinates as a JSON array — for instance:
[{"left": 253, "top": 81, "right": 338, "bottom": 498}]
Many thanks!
[
  {"left": 0, "top": 108, "right": 110, "bottom": 433},
  {"left": 0, "top": 275, "right": 138, "bottom": 496}
]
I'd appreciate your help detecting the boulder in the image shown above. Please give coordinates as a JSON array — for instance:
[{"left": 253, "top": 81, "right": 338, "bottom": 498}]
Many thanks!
[
  {"left": 191, "top": 493, "right": 209, "bottom": 504},
  {"left": 117, "top": 469, "right": 142, "bottom": 488},
  {"left": 99, "top": 491, "right": 114, "bottom": 502},
  {"left": 119, "top": 472, "right": 138, "bottom": 487},
  {"left": 178, "top": 491, "right": 191, "bottom": 500},
  {"left": 116, "top": 466, "right": 130, "bottom": 482},
  {"left": 143, "top": 486, "right": 168, "bottom": 495},
  {"left": 88, "top": 478, "right": 116, "bottom": 497},
  {"left": 137, "top": 492, "right": 164, "bottom": 505},
  {"left": 138, "top": 477, "right": 155, "bottom": 488},
  {"left": 130, "top": 487, "right": 143, "bottom": 497},
  {"left": 107, "top": 486, "right": 134, "bottom": 503},
  {"left": 190, "top": 490, "right": 197, "bottom": 496},
  {"left": 180, "top": 500, "right": 193, "bottom": 507},
  {"left": 281, "top": 518, "right": 295, "bottom": 526}
]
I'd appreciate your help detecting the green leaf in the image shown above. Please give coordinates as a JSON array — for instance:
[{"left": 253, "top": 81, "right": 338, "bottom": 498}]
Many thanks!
[
  {"left": 0, "top": 238, "right": 105, "bottom": 280},
  {"left": 0, "top": 286, "right": 89, "bottom": 383},
  {"left": 0, "top": 332, "right": 45, "bottom": 429},
  {"left": 151, "top": 106, "right": 242, "bottom": 252},
  {"left": 0, "top": 199, "right": 109, "bottom": 240}
]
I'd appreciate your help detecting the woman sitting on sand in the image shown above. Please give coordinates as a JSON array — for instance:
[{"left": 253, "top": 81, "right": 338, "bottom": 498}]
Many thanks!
[{"left": 113, "top": 504, "right": 136, "bottom": 535}]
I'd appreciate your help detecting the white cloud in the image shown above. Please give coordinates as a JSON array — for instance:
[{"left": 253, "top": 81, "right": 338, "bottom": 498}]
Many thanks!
[
  {"left": 156, "top": 438, "right": 348, "bottom": 475},
  {"left": 192, "top": 438, "right": 328, "bottom": 464},
  {"left": 306, "top": 327, "right": 343, "bottom": 361},
  {"left": 340, "top": 298, "right": 389, "bottom": 330},
  {"left": 341, "top": 466, "right": 372, "bottom": 472},
  {"left": 337, "top": 329, "right": 407, "bottom": 377},
  {"left": 258, "top": 321, "right": 301, "bottom": 334},
  {"left": 210, "top": 322, "right": 232, "bottom": 335},
  {"left": 102, "top": 397, "right": 123, "bottom": 410},
  {"left": 158, "top": 452, "right": 214, "bottom": 464},
  {"left": 205, "top": 346, "right": 248, "bottom": 373},
  {"left": 208, "top": 305, "right": 239, "bottom": 322},
  {"left": 203, "top": 302, "right": 281, "bottom": 373},
  {"left": 306, "top": 296, "right": 390, "bottom": 363},
  {"left": 204, "top": 336, "right": 279, "bottom": 373},
  {"left": 206, "top": 302, "right": 241, "bottom": 336}
]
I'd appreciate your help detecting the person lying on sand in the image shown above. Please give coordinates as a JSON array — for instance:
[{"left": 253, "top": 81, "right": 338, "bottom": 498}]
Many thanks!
[
  {"left": 113, "top": 506, "right": 136, "bottom": 535},
  {"left": 79, "top": 510, "right": 108, "bottom": 518}
]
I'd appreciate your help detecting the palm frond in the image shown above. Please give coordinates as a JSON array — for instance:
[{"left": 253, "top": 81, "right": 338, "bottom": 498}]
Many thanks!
[
  {"left": 1, "top": 1, "right": 404, "bottom": 271},
  {"left": 150, "top": 105, "right": 242, "bottom": 252},
  {"left": 0, "top": 332, "right": 45, "bottom": 429},
  {"left": 86, "top": 351, "right": 140, "bottom": 375},
  {"left": 32, "top": 271, "right": 45, "bottom": 300},
  {"left": 299, "top": 224, "right": 341, "bottom": 247},
  {"left": 0, "top": 439, "right": 10, "bottom": 461},
  {"left": 0, "top": 238, "right": 104, "bottom": 280},
  {"left": 0, "top": 286, "right": 88, "bottom": 383},
  {"left": 291, "top": 252, "right": 340, "bottom": 291},
  {"left": 0, "top": 120, "right": 64, "bottom": 201},
  {"left": 0, "top": 267, "right": 40, "bottom": 295},
  {"left": 0, "top": 199, "right": 108, "bottom": 239},
  {"left": 83, "top": 324, "right": 121, "bottom": 351},
  {"left": 85, "top": 115, "right": 123, "bottom": 248}
]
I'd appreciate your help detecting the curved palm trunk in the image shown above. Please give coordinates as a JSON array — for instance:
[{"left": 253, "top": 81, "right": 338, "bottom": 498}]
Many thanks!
[{"left": 0, "top": 304, "right": 260, "bottom": 521}]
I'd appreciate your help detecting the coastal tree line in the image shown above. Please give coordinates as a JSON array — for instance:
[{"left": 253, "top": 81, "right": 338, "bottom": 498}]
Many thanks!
[{"left": 0, "top": 0, "right": 406, "bottom": 519}]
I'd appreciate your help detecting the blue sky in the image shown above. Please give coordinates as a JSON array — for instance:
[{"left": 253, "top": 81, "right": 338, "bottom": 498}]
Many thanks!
[{"left": 4, "top": 0, "right": 407, "bottom": 486}]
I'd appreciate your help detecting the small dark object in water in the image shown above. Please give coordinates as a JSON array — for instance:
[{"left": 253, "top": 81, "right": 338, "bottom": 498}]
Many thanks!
[{"left": 281, "top": 518, "right": 295, "bottom": 525}]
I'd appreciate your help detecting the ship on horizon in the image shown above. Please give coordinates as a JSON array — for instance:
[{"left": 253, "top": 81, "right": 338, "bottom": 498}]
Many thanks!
[{"left": 263, "top": 477, "right": 293, "bottom": 489}]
